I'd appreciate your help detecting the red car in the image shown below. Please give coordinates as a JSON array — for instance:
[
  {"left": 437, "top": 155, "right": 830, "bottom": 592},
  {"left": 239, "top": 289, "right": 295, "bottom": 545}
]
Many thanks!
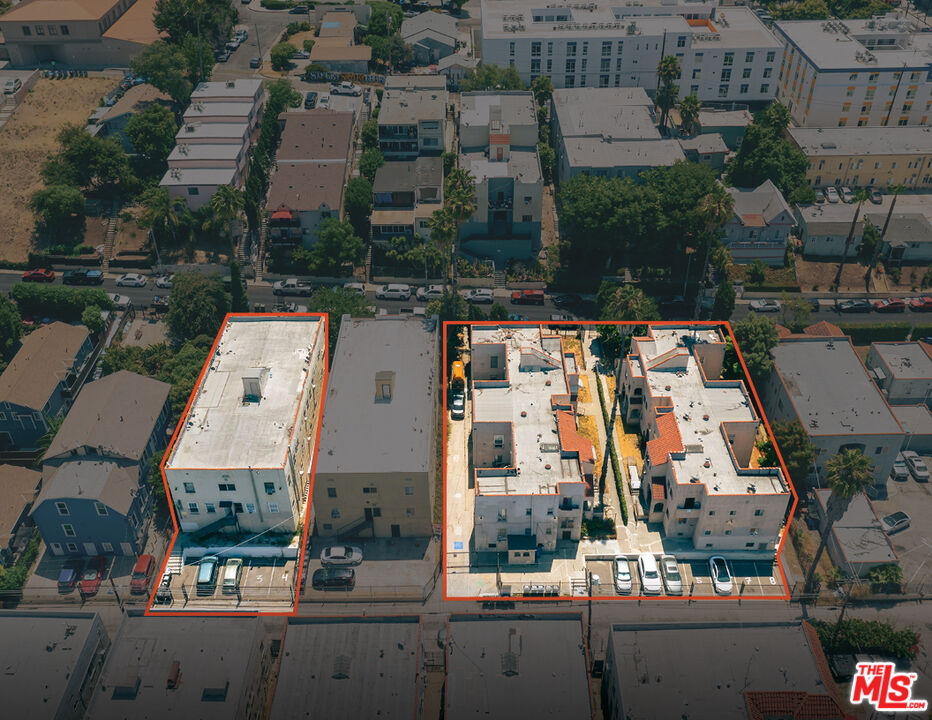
[
  {"left": 21, "top": 268, "right": 55, "bottom": 283},
  {"left": 130, "top": 554, "right": 156, "bottom": 594},
  {"left": 910, "top": 296, "right": 932, "bottom": 312},
  {"left": 874, "top": 298, "right": 906, "bottom": 313},
  {"left": 79, "top": 555, "right": 108, "bottom": 596}
]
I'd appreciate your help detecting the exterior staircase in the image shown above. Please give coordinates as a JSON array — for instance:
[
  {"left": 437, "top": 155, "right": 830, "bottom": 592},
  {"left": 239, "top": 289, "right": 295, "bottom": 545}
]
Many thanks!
[
  {"left": 335, "top": 516, "right": 373, "bottom": 540},
  {"left": 163, "top": 547, "right": 184, "bottom": 581},
  {"left": 493, "top": 269, "right": 506, "bottom": 288},
  {"left": 101, "top": 202, "right": 120, "bottom": 273}
]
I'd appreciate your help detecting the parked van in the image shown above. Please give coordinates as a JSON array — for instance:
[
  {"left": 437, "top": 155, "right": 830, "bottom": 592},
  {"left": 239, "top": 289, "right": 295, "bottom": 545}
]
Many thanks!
[
  {"left": 196, "top": 556, "right": 219, "bottom": 595},
  {"left": 375, "top": 283, "right": 411, "bottom": 300},
  {"left": 221, "top": 558, "right": 243, "bottom": 595}
]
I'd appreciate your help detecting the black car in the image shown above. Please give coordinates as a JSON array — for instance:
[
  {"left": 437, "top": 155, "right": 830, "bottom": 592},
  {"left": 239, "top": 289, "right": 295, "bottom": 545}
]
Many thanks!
[
  {"left": 838, "top": 299, "right": 872, "bottom": 313},
  {"left": 304, "top": 91, "right": 318, "bottom": 109},
  {"left": 58, "top": 558, "right": 85, "bottom": 592},
  {"left": 289, "top": 4, "right": 309, "bottom": 12},
  {"left": 552, "top": 293, "right": 582, "bottom": 309},
  {"left": 62, "top": 268, "right": 104, "bottom": 285},
  {"left": 311, "top": 567, "right": 355, "bottom": 590},
  {"left": 215, "top": 49, "right": 231, "bottom": 63}
]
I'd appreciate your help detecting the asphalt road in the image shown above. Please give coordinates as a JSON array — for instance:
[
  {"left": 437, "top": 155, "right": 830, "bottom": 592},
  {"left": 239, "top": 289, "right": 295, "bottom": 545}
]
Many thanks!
[{"left": 211, "top": 3, "right": 298, "bottom": 79}]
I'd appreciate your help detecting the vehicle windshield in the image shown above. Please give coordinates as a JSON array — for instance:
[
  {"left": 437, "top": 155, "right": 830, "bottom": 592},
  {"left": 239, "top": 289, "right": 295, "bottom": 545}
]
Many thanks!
[
  {"left": 715, "top": 564, "right": 729, "bottom": 582},
  {"left": 132, "top": 571, "right": 146, "bottom": 579},
  {"left": 82, "top": 569, "right": 97, "bottom": 580},
  {"left": 665, "top": 563, "right": 681, "bottom": 579},
  {"left": 644, "top": 570, "right": 658, "bottom": 579},
  {"left": 617, "top": 566, "right": 630, "bottom": 578}
]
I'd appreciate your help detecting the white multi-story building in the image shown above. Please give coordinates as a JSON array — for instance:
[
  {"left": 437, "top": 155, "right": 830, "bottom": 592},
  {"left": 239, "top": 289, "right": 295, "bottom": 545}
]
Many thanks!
[
  {"left": 619, "top": 326, "right": 792, "bottom": 553},
  {"left": 480, "top": 1, "right": 781, "bottom": 105},
  {"left": 378, "top": 86, "right": 448, "bottom": 159},
  {"left": 471, "top": 325, "right": 592, "bottom": 563},
  {"left": 164, "top": 316, "right": 327, "bottom": 536},
  {"left": 774, "top": 14, "right": 932, "bottom": 128}
]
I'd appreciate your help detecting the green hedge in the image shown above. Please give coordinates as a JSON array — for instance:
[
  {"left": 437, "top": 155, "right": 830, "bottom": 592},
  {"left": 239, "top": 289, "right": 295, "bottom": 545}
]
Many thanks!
[
  {"left": 0, "top": 531, "right": 39, "bottom": 593},
  {"left": 595, "top": 373, "right": 628, "bottom": 525},
  {"left": 838, "top": 322, "right": 910, "bottom": 344},
  {"left": 813, "top": 619, "right": 920, "bottom": 661},
  {"left": 745, "top": 284, "right": 800, "bottom": 293},
  {"left": 10, "top": 283, "right": 113, "bottom": 321},
  {"left": 910, "top": 325, "right": 932, "bottom": 340}
]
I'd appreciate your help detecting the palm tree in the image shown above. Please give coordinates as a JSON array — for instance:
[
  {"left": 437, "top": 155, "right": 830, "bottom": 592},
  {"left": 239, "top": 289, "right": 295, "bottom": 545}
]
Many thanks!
[
  {"left": 833, "top": 188, "right": 870, "bottom": 292},
  {"left": 206, "top": 184, "right": 245, "bottom": 254},
  {"left": 693, "top": 192, "right": 735, "bottom": 319},
  {"left": 442, "top": 168, "right": 477, "bottom": 290},
  {"left": 656, "top": 55, "right": 681, "bottom": 132},
  {"left": 138, "top": 186, "right": 186, "bottom": 247},
  {"left": 427, "top": 206, "right": 457, "bottom": 282},
  {"left": 803, "top": 448, "right": 875, "bottom": 593},
  {"left": 678, "top": 93, "right": 702, "bottom": 136}
]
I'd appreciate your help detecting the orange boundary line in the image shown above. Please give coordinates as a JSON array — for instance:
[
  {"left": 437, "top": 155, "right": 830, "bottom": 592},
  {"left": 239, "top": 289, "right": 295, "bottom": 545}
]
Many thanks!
[
  {"left": 145, "top": 312, "right": 329, "bottom": 617},
  {"left": 441, "top": 320, "right": 798, "bottom": 603}
]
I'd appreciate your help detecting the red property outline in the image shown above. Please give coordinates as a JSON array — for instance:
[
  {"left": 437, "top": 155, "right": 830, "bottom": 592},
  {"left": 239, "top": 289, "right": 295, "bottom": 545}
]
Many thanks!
[
  {"left": 145, "top": 312, "right": 329, "bottom": 617},
  {"left": 441, "top": 320, "right": 799, "bottom": 602}
]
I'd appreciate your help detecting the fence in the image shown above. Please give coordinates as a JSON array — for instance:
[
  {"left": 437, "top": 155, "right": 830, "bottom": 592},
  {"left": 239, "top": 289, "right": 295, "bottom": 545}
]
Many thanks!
[{"left": 788, "top": 580, "right": 929, "bottom": 604}]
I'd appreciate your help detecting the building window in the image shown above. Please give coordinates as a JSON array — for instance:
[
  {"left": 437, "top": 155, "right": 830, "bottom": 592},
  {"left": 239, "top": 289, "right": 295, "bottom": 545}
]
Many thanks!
[
  {"left": 56, "top": 502, "right": 69, "bottom": 516},
  {"left": 766, "top": 50, "right": 775, "bottom": 63},
  {"left": 754, "top": 509, "right": 764, "bottom": 516},
  {"left": 498, "top": 508, "right": 507, "bottom": 521},
  {"left": 531, "top": 41, "right": 541, "bottom": 57},
  {"left": 323, "top": 523, "right": 332, "bottom": 531},
  {"left": 740, "top": 84, "right": 749, "bottom": 94},
  {"left": 218, "top": 483, "right": 236, "bottom": 491},
  {"left": 763, "top": 67, "right": 772, "bottom": 79},
  {"left": 522, "top": 213, "right": 532, "bottom": 222},
  {"left": 723, "top": 52, "right": 734, "bottom": 66},
  {"left": 34, "top": 24, "right": 44, "bottom": 35},
  {"left": 677, "top": 518, "right": 687, "bottom": 525},
  {"left": 509, "top": 41, "right": 515, "bottom": 56},
  {"left": 565, "top": 59, "right": 575, "bottom": 74},
  {"left": 327, "top": 487, "right": 337, "bottom": 498},
  {"left": 567, "top": 42, "right": 576, "bottom": 57},
  {"left": 264, "top": 482, "right": 275, "bottom": 495},
  {"left": 205, "top": 503, "right": 216, "bottom": 513},
  {"left": 729, "top": 510, "right": 736, "bottom": 516},
  {"left": 245, "top": 504, "right": 255, "bottom": 513},
  {"left": 62, "top": 524, "right": 75, "bottom": 537},
  {"left": 67, "top": 543, "right": 78, "bottom": 552},
  {"left": 742, "top": 68, "right": 751, "bottom": 79},
  {"left": 547, "top": 41, "right": 552, "bottom": 55},
  {"left": 745, "top": 51, "right": 755, "bottom": 63},
  {"left": 600, "top": 58, "right": 610, "bottom": 73},
  {"left": 406, "top": 507, "right": 415, "bottom": 517},
  {"left": 188, "top": 503, "right": 199, "bottom": 514},
  {"left": 704, "top": 530, "right": 711, "bottom": 535},
  {"left": 493, "top": 434, "right": 504, "bottom": 448},
  {"left": 718, "top": 85, "right": 729, "bottom": 98},
  {"left": 331, "top": 509, "right": 340, "bottom": 519},
  {"left": 22, "top": 25, "right": 31, "bottom": 36},
  {"left": 187, "top": 187, "right": 199, "bottom": 196},
  {"left": 102, "top": 542, "right": 113, "bottom": 552},
  {"left": 405, "top": 486, "right": 414, "bottom": 495},
  {"left": 760, "top": 84, "right": 769, "bottom": 94},
  {"left": 725, "top": 530, "right": 732, "bottom": 535},
  {"left": 94, "top": 502, "right": 108, "bottom": 516},
  {"left": 48, "top": 24, "right": 58, "bottom": 35},
  {"left": 602, "top": 40, "right": 612, "bottom": 55},
  {"left": 61, "top": 25, "right": 69, "bottom": 35},
  {"left": 183, "top": 482, "right": 195, "bottom": 493},
  {"left": 721, "top": 69, "right": 731, "bottom": 82},
  {"left": 582, "top": 41, "right": 588, "bottom": 55}
]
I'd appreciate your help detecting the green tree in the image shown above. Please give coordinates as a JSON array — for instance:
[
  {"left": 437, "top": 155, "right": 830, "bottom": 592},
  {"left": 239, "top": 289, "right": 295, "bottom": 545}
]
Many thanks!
[
  {"left": 693, "top": 190, "right": 736, "bottom": 317},
  {"left": 180, "top": 33, "right": 214, "bottom": 85},
  {"left": 427, "top": 207, "right": 456, "bottom": 281},
  {"left": 30, "top": 184, "right": 85, "bottom": 242},
  {"left": 656, "top": 55, "right": 681, "bottom": 130},
  {"left": 488, "top": 303, "right": 510, "bottom": 321},
  {"left": 731, "top": 313, "right": 778, "bottom": 383},
  {"left": 386, "top": 235, "right": 443, "bottom": 276},
  {"left": 361, "top": 118, "right": 379, "bottom": 150},
  {"left": 804, "top": 449, "right": 875, "bottom": 592},
  {"left": 266, "top": 77, "right": 302, "bottom": 110},
  {"left": 360, "top": 148, "right": 385, "bottom": 182},
  {"left": 538, "top": 142, "right": 555, "bottom": 183},
  {"left": 443, "top": 168, "right": 477, "bottom": 288},
  {"left": 126, "top": 104, "right": 178, "bottom": 178},
  {"left": 441, "top": 150, "right": 457, "bottom": 175},
  {"left": 712, "top": 279, "right": 735, "bottom": 320},
  {"left": 834, "top": 188, "right": 870, "bottom": 291},
  {"left": 0, "top": 296, "right": 22, "bottom": 368},
  {"left": 460, "top": 64, "right": 524, "bottom": 91},
  {"left": 780, "top": 291, "right": 813, "bottom": 332},
  {"left": 746, "top": 259, "right": 768, "bottom": 286},
  {"left": 678, "top": 93, "right": 701, "bottom": 136},
  {"left": 167, "top": 273, "right": 230, "bottom": 343},
  {"left": 130, "top": 41, "right": 194, "bottom": 106},
  {"left": 597, "top": 282, "right": 661, "bottom": 321},
  {"left": 229, "top": 262, "right": 249, "bottom": 312},
  {"left": 307, "top": 219, "right": 365, "bottom": 276},
  {"left": 147, "top": 449, "right": 169, "bottom": 519},
  {"left": 307, "top": 287, "right": 375, "bottom": 359},
  {"left": 531, "top": 75, "right": 554, "bottom": 106},
  {"left": 81, "top": 305, "right": 105, "bottom": 335},
  {"left": 203, "top": 184, "right": 244, "bottom": 251},
  {"left": 138, "top": 186, "right": 187, "bottom": 246},
  {"left": 153, "top": 0, "right": 237, "bottom": 46},
  {"left": 270, "top": 42, "right": 297, "bottom": 71},
  {"left": 42, "top": 125, "right": 136, "bottom": 196},
  {"left": 772, "top": 0, "right": 831, "bottom": 20},
  {"left": 344, "top": 176, "right": 373, "bottom": 237},
  {"left": 771, "top": 419, "right": 817, "bottom": 488},
  {"left": 367, "top": 1, "right": 403, "bottom": 35}
]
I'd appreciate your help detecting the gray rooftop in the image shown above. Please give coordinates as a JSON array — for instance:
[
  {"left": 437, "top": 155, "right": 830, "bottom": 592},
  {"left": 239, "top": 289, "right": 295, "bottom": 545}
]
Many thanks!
[
  {"left": 85, "top": 616, "right": 265, "bottom": 720},
  {"left": 891, "top": 404, "right": 932, "bottom": 436},
  {"left": 183, "top": 101, "right": 254, "bottom": 121},
  {"left": 45, "top": 370, "right": 169, "bottom": 463},
  {"left": 727, "top": 179, "right": 791, "bottom": 225},
  {"left": 384, "top": 74, "right": 448, "bottom": 91},
  {"left": 270, "top": 618, "right": 420, "bottom": 720},
  {"left": 788, "top": 126, "right": 932, "bottom": 157},
  {"left": 815, "top": 490, "right": 897, "bottom": 567},
  {"left": 168, "top": 143, "right": 243, "bottom": 163},
  {"left": 373, "top": 156, "right": 443, "bottom": 194},
  {"left": 772, "top": 337, "right": 903, "bottom": 437},
  {"left": 795, "top": 201, "right": 864, "bottom": 235},
  {"left": 563, "top": 137, "right": 685, "bottom": 170},
  {"left": 36, "top": 460, "right": 139, "bottom": 515},
  {"left": 0, "top": 322, "right": 89, "bottom": 410},
  {"left": 401, "top": 11, "right": 458, "bottom": 41},
  {"left": 461, "top": 91, "right": 536, "bottom": 132},
  {"left": 0, "top": 611, "right": 108, "bottom": 720},
  {"left": 316, "top": 316, "right": 438, "bottom": 475},
  {"left": 461, "top": 148, "right": 542, "bottom": 184},
  {"left": 678, "top": 133, "right": 728, "bottom": 154},
  {"left": 870, "top": 342, "right": 932, "bottom": 380},
  {"left": 175, "top": 121, "right": 249, "bottom": 141},
  {"left": 167, "top": 316, "right": 325, "bottom": 470},
  {"left": 864, "top": 212, "right": 932, "bottom": 246},
  {"left": 378, "top": 88, "right": 447, "bottom": 125},
  {"left": 608, "top": 622, "right": 832, "bottom": 720},
  {"left": 553, "top": 87, "right": 658, "bottom": 142},
  {"left": 160, "top": 166, "right": 237, "bottom": 186},
  {"left": 445, "top": 615, "right": 591, "bottom": 720},
  {"left": 696, "top": 107, "right": 754, "bottom": 128},
  {"left": 191, "top": 79, "right": 262, "bottom": 102}
]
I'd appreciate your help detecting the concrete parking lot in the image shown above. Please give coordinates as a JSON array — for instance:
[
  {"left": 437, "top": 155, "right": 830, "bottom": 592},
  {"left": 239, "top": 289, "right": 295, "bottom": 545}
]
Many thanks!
[
  {"left": 871, "top": 470, "right": 932, "bottom": 589},
  {"left": 165, "top": 556, "right": 296, "bottom": 609}
]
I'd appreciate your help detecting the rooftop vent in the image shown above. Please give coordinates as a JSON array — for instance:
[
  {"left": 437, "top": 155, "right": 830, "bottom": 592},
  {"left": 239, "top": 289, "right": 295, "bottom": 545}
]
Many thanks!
[
  {"left": 167, "top": 661, "right": 181, "bottom": 690},
  {"left": 332, "top": 655, "right": 351, "bottom": 679},
  {"left": 242, "top": 367, "right": 269, "bottom": 403}
]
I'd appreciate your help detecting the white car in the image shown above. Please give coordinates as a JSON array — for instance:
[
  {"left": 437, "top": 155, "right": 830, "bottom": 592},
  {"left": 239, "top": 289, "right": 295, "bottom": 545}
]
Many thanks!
[
  {"left": 825, "top": 186, "right": 841, "bottom": 203},
  {"left": 749, "top": 299, "right": 781, "bottom": 313},
  {"left": 343, "top": 282, "right": 366, "bottom": 296},
  {"left": 3, "top": 78, "right": 22, "bottom": 94},
  {"left": 841, "top": 186, "right": 855, "bottom": 203},
  {"left": 416, "top": 284, "right": 446, "bottom": 301},
  {"left": 108, "top": 293, "right": 131, "bottom": 310},
  {"left": 901, "top": 450, "right": 930, "bottom": 482},
  {"left": 330, "top": 81, "right": 362, "bottom": 96},
  {"left": 637, "top": 552, "right": 663, "bottom": 595},
  {"left": 320, "top": 545, "right": 363, "bottom": 566},
  {"left": 318, "top": 94, "right": 330, "bottom": 108},
  {"left": 660, "top": 554, "right": 683, "bottom": 595},
  {"left": 451, "top": 391, "right": 465, "bottom": 420},
  {"left": 881, "top": 511, "right": 910, "bottom": 534},
  {"left": 463, "top": 288, "right": 494, "bottom": 304},
  {"left": 155, "top": 274, "right": 173, "bottom": 289},
  {"left": 891, "top": 452, "right": 909, "bottom": 482},
  {"left": 709, "top": 556, "right": 733, "bottom": 595},
  {"left": 376, "top": 283, "right": 411, "bottom": 300},
  {"left": 614, "top": 556, "right": 632, "bottom": 594},
  {"left": 116, "top": 273, "right": 147, "bottom": 287}
]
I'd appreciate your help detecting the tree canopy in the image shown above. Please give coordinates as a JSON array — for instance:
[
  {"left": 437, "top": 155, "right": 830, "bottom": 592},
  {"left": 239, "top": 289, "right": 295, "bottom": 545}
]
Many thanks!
[
  {"left": 30, "top": 184, "right": 86, "bottom": 244},
  {"left": 731, "top": 313, "right": 779, "bottom": 382},
  {"left": 307, "top": 287, "right": 375, "bottom": 359},
  {"left": 166, "top": 273, "right": 230, "bottom": 343},
  {"left": 460, "top": 64, "right": 524, "bottom": 92},
  {"left": 0, "top": 296, "right": 22, "bottom": 373},
  {"left": 126, "top": 104, "right": 178, "bottom": 179},
  {"left": 344, "top": 176, "right": 373, "bottom": 237},
  {"left": 295, "top": 219, "right": 365, "bottom": 276}
]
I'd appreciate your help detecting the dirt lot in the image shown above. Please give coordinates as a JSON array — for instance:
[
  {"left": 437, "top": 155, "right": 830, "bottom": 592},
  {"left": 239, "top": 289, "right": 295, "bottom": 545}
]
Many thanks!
[
  {"left": 0, "top": 77, "right": 117, "bottom": 262},
  {"left": 111, "top": 207, "right": 147, "bottom": 255}
]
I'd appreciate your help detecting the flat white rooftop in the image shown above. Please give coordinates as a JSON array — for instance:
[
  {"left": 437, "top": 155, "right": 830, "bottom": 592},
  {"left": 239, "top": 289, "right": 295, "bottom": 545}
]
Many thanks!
[
  {"left": 191, "top": 79, "right": 262, "bottom": 101},
  {"left": 553, "top": 87, "right": 657, "bottom": 141},
  {"left": 183, "top": 101, "right": 255, "bottom": 121},
  {"left": 167, "top": 316, "right": 323, "bottom": 469},
  {"left": 871, "top": 341, "right": 932, "bottom": 380}
]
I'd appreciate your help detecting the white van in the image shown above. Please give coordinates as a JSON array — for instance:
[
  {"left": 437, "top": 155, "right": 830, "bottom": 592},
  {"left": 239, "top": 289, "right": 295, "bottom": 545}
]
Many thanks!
[{"left": 375, "top": 283, "right": 411, "bottom": 300}]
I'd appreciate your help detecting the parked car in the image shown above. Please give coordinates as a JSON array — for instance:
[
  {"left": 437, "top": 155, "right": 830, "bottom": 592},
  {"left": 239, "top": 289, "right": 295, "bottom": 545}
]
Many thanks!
[
  {"left": 825, "top": 187, "right": 841, "bottom": 203},
  {"left": 614, "top": 556, "right": 632, "bottom": 594},
  {"left": 108, "top": 293, "right": 131, "bottom": 310},
  {"left": 511, "top": 289, "right": 545, "bottom": 305},
  {"left": 116, "top": 273, "right": 147, "bottom": 287},
  {"left": 451, "top": 391, "right": 465, "bottom": 420},
  {"left": 874, "top": 298, "right": 906, "bottom": 313},
  {"left": 80, "top": 556, "right": 108, "bottom": 596},
  {"left": 233, "top": 29, "right": 248, "bottom": 41},
  {"left": 838, "top": 299, "right": 872, "bottom": 313},
  {"left": 21, "top": 268, "right": 55, "bottom": 282},
  {"left": 249, "top": 56, "right": 262, "bottom": 69},
  {"left": 841, "top": 186, "right": 855, "bottom": 203},
  {"left": 130, "top": 554, "right": 156, "bottom": 594},
  {"left": 225, "top": 39, "right": 241, "bottom": 51},
  {"left": 330, "top": 81, "right": 362, "bottom": 96},
  {"left": 869, "top": 187, "right": 883, "bottom": 204},
  {"left": 58, "top": 558, "right": 85, "bottom": 592},
  {"left": 376, "top": 283, "right": 412, "bottom": 300},
  {"left": 892, "top": 453, "right": 910, "bottom": 482},
  {"left": 215, "top": 49, "right": 231, "bottom": 63},
  {"left": 507, "top": 313, "right": 529, "bottom": 321},
  {"left": 910, "top": 296, "right": 932, "bottom": 312},
  {"left": 196, "top": 556, "right": 220, "bottom": 595},
  {"left": 320, "top": 546, "right": 363, "bottom": 566},
  {"left": 62, "top": 268, "right": 104, "bottom": 285},
  {"left": 549, "top": 314, "right": 575, "bottom": 322},
  {"left": 552, "top": 293, "right": 582, "bottom": 309},
  {"left": 318, "top": 94, "right": 330, "bottom": 108},
  {"left": 312, "top": 567, "right": 355, "bottom": 589},
  {"left": 289, "top": 4, "right": 309, "bottom": 12},
  {"left": 463, "top": 288, "right": 494, "bottom": 304},
  {"left": 221, "top": 558, "right": 244, "bottom": 594},
  {"left": 304, "top": 90, "right": 318, "bottom": 109},
  {"left": 637, "top": 553, "right": 662, "bottom": 595},
  {"left": 155, "top": 274, "right": 173, "bottom": 289},
  {"left": 659, "top": 554, "right": 683, "bottom": 595},
  {"left": 291, "top": 49, "right": 311, "bottom": 60},
  {"left": 749, "top": 299, "right": 781, "bottom": 313},
  {"left": 814, "top": 189, "right": 826, "bottom": 205},
  {"left": 416, "top": 284, "right": 446, "bottom": 301},
  {"left": 881, "top": 511, "right": 911, "bottom": 534},
  {"left": 3, "top": 78, "right": 22, "bottom": 94},
  {"left": 709, "top": 556, "right": 733, "bottom": 595},
  {"left": 343, "top": 282, "right": 366, "bottom": 295},
  {"left": 273, "top": 278, "right": 313, "bottom": 296},
  {"left": 901, "top": 450, "right": 930, "bottom": 482}
]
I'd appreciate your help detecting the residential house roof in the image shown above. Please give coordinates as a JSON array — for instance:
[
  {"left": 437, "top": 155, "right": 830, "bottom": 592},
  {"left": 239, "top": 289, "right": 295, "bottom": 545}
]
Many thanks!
[
  {"left": 864, "top": 212, "right": 932, "bottom": 248},
  {"left": 277, "top": 110, "right": 355, "bottom": 161},
  {"left": 318, "top": 10, "right": 356, "bottom": 38},
  {"left": 401, "top": 11, "right": 458, "bottom": 45},
  {"left": 562, "top": 137, "right": 685, "bottom": 171},
  {"left": 870, "top": 341, "right": 932, "bottom": 379},
  {"left": 35, "top": 460, "right": 139, "bottom": 515},
  {"left": 266, "top": 161, "right": 347, "bottom": 213},
  {"left": 102, "top": 0, "right": 161, "bottom": 43},
  {"left": 101, "top": 83, "right": 171, "bottom": 124},
  {"left": 1, "top": 0, "right": 121, "bottom": 22},
  {"left": 373, "top": 156, "right": 442, "bottom": 194},
  {"left": 379, "top": 88, "right": 447, "bottom": 125},
  {"left": 804, "top": 320, "right": 844, "bottom": 337},
  {"left": 788, "top": 126, "right": 932, "bottom": 157},
  {"left": 552, "top": 87, "right": 657, "bottom": 142},
  {"left": 745, "top": 691, "right": 853, "bottom": 720},
  {"left": 727, "top": 180, "right": 792, "bottom": 227},
  {"left": 678, "top": 133, "right": 728, "bottom": 154},
  {"left": 795, "top": 202, "right": 864, "bottom": 237},
  {"left": 310, "top": 37, "right": 372, "bottom": 62},
  {"left": 814, "top": 489, "right": 897, "bottom": 567},
  {"left": 0, "top": 323, "right": 89, "bottom": 410},
  {"left": 385, "top": 74, "right": 448, "bottom": 91},
  {"left": 160, "top": 166, "right": 237, "bottom": 186},
  {"left": 44, "top": 370, "right": 169, "bottom": 463},
  {"left": 437, "top": 53, "right": 477, "bottom": 72},
  {"left": 0, "top": 464, "right": 39, "bottom": 545},
  {"left": 646, "top": 412, "right": 683, "bottom": 466}
]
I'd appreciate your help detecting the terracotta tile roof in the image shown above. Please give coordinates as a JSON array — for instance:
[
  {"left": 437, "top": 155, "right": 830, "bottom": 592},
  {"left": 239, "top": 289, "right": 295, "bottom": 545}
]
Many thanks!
[
  {"left": 741, "top": 213, "right": 768, "bottom": 228},
  {"left": 804, "top": 321, "right": 844, "bottom": 338},
  {"left": 650, "top": 477, "right": 665, "bottom": 501},
  {"left": 745, "top": 691, "right": 852, "bottom": 720},
  {"left": 556, "top": 409, "right": 595, "bottom": 465},
  {"left": 775, "top": 323, "right": 793, "bottom": 338},
  {"left": 802, "top": 621, "right": 842, "bottom": 706},
  {"left": 646, "top": 412, "right": 683, "bottom": 466},
  {"left": 102, "top": 0, "right": 161, "bottom": 44}
]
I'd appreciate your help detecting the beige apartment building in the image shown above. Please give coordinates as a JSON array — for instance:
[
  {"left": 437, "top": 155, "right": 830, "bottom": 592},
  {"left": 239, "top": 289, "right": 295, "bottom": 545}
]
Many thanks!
[{"left": 312, "top": 315, "right": 439, "bottom": 538}]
